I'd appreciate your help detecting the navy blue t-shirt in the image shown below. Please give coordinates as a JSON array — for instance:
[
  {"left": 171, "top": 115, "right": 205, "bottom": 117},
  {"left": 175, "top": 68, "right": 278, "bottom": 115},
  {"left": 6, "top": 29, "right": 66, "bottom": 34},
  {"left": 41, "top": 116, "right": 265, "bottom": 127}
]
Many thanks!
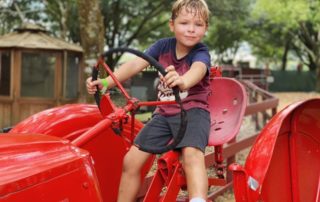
[{"left": 145, "top": 37, "right": 211, "bottom": 116}]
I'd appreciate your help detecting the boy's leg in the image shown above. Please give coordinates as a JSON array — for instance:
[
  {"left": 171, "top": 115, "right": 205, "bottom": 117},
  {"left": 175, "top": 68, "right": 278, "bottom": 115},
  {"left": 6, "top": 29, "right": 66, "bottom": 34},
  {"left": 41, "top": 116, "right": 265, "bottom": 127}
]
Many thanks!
[
  {"left": 181, "top": 146, "right": 208, "bottom": 200},
  {"left": 170, "top": 108, "right": 210, "bottom": 200},
  {"left": 117, "top": 145, "right": 151, "bottom": 202}
]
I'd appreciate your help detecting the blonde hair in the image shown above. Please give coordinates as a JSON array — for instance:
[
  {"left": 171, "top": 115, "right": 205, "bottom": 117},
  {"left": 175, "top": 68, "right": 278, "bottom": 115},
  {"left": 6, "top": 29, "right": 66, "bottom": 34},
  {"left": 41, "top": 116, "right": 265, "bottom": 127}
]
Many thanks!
[{"left": 171, "top": 0, "right": 210, "bottom": 25}]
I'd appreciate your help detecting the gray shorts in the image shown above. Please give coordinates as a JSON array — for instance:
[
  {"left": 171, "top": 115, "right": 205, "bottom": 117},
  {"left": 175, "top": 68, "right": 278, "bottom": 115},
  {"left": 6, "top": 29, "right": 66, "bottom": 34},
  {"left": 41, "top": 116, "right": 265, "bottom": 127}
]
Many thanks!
[{"left": 134, "top": 108, "right": 210, "bottom": 153}]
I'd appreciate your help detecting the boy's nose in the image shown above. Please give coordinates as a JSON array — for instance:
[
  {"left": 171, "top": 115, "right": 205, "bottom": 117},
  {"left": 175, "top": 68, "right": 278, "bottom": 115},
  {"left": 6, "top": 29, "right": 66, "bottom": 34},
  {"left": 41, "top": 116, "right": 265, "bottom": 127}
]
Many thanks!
[{"left": 187, "top": 24, "right": 195, "bottom": 32}]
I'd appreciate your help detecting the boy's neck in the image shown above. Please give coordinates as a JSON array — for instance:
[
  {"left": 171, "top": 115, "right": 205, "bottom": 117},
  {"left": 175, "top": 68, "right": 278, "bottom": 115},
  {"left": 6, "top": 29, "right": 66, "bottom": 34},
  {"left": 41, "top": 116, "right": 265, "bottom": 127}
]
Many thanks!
[{"left": 175, "top": 43, "right": 193, "bottom": 60}]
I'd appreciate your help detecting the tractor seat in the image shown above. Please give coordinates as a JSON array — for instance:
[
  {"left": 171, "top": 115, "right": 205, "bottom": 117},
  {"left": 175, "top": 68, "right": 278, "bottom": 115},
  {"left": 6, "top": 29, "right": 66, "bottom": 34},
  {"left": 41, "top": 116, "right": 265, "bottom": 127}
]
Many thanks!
[{"left": 207, "top": 77, "right": 247, "bottom": 146}]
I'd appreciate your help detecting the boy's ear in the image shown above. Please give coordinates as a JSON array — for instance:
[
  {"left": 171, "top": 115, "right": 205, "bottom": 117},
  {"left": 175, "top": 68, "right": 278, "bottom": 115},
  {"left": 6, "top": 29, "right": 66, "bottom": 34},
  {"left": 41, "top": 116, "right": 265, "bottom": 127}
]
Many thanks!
[{"left": 169, "top": 19, "right": 174, "bottom": 32}]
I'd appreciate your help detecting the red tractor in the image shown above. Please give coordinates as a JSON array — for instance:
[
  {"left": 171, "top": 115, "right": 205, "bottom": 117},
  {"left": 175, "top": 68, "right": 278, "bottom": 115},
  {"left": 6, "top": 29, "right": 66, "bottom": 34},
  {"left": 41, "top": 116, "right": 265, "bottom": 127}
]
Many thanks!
[{"left": 1, "top": 48, "right": 319, "bottom": 201}]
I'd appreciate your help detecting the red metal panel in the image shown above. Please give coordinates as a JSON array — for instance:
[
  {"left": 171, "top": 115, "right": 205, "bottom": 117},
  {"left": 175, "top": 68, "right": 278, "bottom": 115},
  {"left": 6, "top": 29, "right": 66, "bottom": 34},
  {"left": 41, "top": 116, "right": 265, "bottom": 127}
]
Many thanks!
[
  {"left": 243, "top": 101, "right": 303, "bottom": 187},
  {"left": 80, "top": 127, "right": 127, "bottom": 202},
  {"left": 0, "top": 134, "right": 102, "bottom": 202},
  {"left": 9, "top": 104, "right": 102, "bottom": 141},
  {"left": 8, "top": 97, "right": 155, "bottom": 201},
  {"left": 316, "top": 175, "right": 320, "bottom": 202},
  {"left": 80, "top": 122, "right": 155, "bottom": 202},
  {"left": 260, "top": 134, "right": 292, "bottom": 202},
  {"left": 231, "top": 99, "right": 320, "bottom": 202},
  {"left": 291, "top": 101, "right": 320, "bottom": 201},
  {"left": 228, "top": 164, "right": 249, "bottom": 202},
  {"left": 260, "top": 100, "right": 320, "bottom": 201}
]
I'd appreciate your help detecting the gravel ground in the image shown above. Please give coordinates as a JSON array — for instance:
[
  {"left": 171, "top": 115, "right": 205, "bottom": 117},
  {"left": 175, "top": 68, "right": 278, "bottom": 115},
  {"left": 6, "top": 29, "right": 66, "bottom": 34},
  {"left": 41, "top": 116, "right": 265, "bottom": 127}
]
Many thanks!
[{"left": 214, "top": 91, "right": 320, "bottom": 202}]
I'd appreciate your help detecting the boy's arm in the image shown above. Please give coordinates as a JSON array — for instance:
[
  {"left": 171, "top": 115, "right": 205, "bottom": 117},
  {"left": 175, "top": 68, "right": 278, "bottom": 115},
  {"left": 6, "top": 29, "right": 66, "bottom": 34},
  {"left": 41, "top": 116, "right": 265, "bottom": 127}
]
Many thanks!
[
  {"left": 86, "top": 57, "right": 149, "bottom": 95},
  {"left": 164, "top": 61, "right": 207, "bottom": 91},
  {"left": 106, "top": 57, "right": 149, "bottom": 88}
]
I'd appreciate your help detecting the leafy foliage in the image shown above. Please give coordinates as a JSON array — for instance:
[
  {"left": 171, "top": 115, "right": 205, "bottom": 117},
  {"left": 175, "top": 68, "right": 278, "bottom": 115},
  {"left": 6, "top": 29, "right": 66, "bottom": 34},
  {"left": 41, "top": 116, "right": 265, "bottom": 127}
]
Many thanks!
[
  {"left": 251, "top": 0, "right": 320, "bottom": 90},
  {"left": 100, "top": 0, "right": 172, "bottom": 65},
  {"left": 0, "top": 0, "right": 80, "bottom": 43},
  {"left": 204, "top": 0, "right": 252, "bottom": 63},
  {"left": 0, "top": 0, "right": 43, "bottom": 34},
  {"left": 43, "top": 0, "right": 80, "bottom": 42}
]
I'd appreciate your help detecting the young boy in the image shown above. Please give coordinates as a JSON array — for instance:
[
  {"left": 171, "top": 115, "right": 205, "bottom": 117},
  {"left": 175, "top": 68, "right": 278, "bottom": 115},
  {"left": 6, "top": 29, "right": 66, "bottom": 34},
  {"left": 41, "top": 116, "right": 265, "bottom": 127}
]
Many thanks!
[{"left": 86, "top": 0, "right": 211, "bottom": 201}]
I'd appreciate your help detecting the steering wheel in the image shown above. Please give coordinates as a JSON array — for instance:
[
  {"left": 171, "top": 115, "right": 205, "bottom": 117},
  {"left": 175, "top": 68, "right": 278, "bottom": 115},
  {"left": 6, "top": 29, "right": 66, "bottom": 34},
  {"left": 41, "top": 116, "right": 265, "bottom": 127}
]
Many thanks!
[{"left": 91, "top": 47, "right": 187, "bottom": 154}]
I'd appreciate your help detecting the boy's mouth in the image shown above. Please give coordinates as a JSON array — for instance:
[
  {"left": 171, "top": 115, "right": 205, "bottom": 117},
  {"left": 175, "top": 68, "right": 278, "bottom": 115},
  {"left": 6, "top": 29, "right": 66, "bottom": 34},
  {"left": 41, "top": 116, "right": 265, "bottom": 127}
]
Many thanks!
[
  {"left": 185, "top": 36, "right": 196, "bottom": 39},
  {"left": 184, "top": 36, "right": 198, "bottom": 42}
]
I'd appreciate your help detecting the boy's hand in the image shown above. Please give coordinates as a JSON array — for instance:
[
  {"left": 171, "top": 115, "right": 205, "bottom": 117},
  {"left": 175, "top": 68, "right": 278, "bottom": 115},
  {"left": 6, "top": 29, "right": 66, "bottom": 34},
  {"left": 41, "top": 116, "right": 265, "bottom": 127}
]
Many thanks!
[
  {"left": 86, "top": 77, "right": 103, "bottom": 95},
  {"left": 163, "top": 65, "right": 185, "bottom": 89}
]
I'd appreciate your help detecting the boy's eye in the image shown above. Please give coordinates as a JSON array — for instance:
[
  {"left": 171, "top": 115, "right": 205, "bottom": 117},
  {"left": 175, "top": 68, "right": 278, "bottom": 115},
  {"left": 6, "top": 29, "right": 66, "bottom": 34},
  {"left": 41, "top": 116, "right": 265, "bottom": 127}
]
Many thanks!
[{"left": 195, "top": 21, "right": 205, "bottom": 26}]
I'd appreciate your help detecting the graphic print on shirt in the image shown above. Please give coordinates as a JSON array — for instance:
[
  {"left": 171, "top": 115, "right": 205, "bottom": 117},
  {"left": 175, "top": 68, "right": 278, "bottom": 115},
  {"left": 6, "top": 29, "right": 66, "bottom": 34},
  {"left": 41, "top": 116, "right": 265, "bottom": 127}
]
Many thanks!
[{"left": 157, "top": 74, "right": 188, "bottom": 101}]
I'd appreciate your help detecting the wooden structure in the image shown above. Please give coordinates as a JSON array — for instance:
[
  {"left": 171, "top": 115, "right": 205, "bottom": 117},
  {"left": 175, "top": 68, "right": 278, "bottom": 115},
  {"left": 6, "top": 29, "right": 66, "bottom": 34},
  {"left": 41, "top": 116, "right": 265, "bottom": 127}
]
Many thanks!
[{"left": 0, "top": 23, "right": 83, "bottom": 128}]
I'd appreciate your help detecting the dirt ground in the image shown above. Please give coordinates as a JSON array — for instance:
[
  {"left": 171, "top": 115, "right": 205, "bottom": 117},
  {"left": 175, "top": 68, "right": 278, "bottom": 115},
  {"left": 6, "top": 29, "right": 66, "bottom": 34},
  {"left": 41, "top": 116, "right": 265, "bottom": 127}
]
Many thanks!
[
  {"left": 214, "top": 91, "right": 320, "bottom": 202},
  {"left": 272, "top": 92, "right": 320, "bottom": 110}
]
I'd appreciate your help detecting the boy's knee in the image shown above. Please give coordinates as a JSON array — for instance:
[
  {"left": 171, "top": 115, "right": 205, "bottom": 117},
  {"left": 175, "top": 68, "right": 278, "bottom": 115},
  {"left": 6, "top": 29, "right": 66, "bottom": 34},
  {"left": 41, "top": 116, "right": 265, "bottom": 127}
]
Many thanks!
[
  {"left": 122, "top": 154, "right": 132, "bottom": 172},
  {"left": 182, "top": 147, "right": 204, "bottom": 167},
  {"left": 121, "top": 146, "right": 150, "bottom": 174},
  {"left": 122, "top": 151, "right": 138, "bottom": 174},
  {"left": 182, "top": 147, "right": 203, "bottom": 158}
]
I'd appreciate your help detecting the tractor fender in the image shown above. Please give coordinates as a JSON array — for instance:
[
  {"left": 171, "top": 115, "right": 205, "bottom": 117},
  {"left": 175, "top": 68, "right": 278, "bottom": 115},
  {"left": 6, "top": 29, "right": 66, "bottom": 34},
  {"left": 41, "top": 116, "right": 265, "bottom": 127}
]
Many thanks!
[{"left": 9, "top": 104, "right": 102, "bottom": 141}]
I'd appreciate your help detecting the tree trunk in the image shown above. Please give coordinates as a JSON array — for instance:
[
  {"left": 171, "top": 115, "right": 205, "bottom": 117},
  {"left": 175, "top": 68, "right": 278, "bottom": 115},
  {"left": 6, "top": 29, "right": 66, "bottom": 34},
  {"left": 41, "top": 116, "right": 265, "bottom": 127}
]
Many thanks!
[
  {"left": 77, "top": 0, "right": 105, "bottom": 61},
  {"left": 58, "top": 2, "right": 68, "bottom": 40},
  {"left": 281, "top": 40, "right": 290, "bottom": 71}
]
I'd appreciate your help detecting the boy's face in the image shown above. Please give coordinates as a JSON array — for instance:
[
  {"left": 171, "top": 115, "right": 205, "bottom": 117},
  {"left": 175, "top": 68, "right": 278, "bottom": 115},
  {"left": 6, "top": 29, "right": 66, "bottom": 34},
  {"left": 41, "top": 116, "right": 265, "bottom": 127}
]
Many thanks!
[{"left": 170, "top": 7, "right": 207, "bottom": 49}]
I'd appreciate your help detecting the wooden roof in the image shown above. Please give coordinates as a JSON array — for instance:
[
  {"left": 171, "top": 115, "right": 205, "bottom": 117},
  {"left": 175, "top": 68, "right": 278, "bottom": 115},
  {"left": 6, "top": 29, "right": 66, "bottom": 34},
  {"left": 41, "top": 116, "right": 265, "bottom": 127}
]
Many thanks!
[{"left": 0, "top": 23, "right": 83, "bottom": 52}]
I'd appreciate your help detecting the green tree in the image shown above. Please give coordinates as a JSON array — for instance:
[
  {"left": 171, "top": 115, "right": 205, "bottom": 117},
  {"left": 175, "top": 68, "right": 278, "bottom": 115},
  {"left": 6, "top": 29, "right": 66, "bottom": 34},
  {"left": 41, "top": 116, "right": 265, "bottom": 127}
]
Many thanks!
[
  {"left": 0, "top": 0, "right": 80, "bottom": 43},
  {"left": 247, "top": 21, "right": 293, "bottom": 70},
  {"left": 0, "top": 0, "right": 43, "bottom": 34},
  {"left": 43, "top": 0, "right": 80, "bottom": 42},
  {"left": 205, "top": 0, "right": 252, "bottom": 64},
  {"left": 251, "top": 0, "right": 320, "bottom": 91},
  {"left": 100, "top": 0, "right": 172, "bottom": 66}
]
